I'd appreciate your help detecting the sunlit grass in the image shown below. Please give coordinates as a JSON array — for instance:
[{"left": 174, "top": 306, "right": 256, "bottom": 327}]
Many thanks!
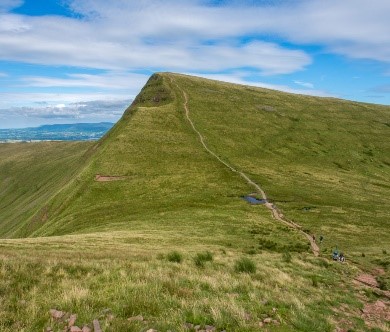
[{"left": 0, "top": 233, "right": 364, "bottom": 332}]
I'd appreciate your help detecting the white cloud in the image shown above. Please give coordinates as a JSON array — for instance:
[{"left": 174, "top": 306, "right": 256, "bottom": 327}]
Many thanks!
[
  {"left": 21, "top": 71, "right": 150, "bottom": 90},
  {"left": 0, "top": 0, "right": 387, "bottom": 77},
  {"left": 67, "top": 0, "right": 390, "bottom": 64},
  {"left": 294, "top": 80, "right": 314, "bottom": 89},
  {"left": 0, "top": 92, "right": 134, "bottom": 109},
  {"left": 259, "top": 0, "right": 390, "bottom": 64},
  {"left": 0, "top": 13, "right": 30, "bottom": 32},
  {"left": 0, "top": 1, "right": 312, "bottom": 75},
  {"left": 0, "top": 0, "right": 23, "bottom": 13},
  {"left": 188, "top": 72, "right": 334, "bottom": 98},
  {"left": 0, "top": 98, "right": 131, "bottom": 128},
  {"left": 0, "top": 99, "right": 131, "bottom": 120}
]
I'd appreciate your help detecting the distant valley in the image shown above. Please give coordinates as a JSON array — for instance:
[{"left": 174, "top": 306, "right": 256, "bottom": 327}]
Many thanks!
[{"left": 0, "top": 122, "right": 114, "bottom": 142}]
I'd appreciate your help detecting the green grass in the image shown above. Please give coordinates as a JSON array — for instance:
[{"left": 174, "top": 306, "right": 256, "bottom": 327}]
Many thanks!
[
  {"left": 0, "top": 233, "right": 366, "bottom": 332},
  {"left": 193, "top": 251, "right": 213, "bottom": 267},
  {"left": 0, "top": 72, "right": 389, "bottom": 331},
  {"left": 0, "top": 141, "right": 93, "bottom": 237},
  {"left": 170, "top": 73, "right": 389, "bottom": 273},
  {"left": 234, "top": 257, "right": 256, "bottom": 274},
  {"left": 167, "top": 250, "right": 183, "bottom": 263},
  {"left": 172, "top": 73, "right": 390, "bottom": 253}
]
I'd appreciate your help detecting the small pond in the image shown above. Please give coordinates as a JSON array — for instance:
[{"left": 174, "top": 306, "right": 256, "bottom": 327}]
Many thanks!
[{"left": 241, "top": 196, "right": 268, "bottom": 205}]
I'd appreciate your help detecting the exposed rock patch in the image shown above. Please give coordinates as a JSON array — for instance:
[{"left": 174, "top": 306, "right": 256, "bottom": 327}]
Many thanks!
[{"left": 49, "top": 309, "right": 101, "bottom": 332}]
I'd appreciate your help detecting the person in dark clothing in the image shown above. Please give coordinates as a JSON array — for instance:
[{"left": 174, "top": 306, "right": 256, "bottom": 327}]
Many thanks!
[{"left": 332, "top": 248, "right": 339, "bottom": 261}]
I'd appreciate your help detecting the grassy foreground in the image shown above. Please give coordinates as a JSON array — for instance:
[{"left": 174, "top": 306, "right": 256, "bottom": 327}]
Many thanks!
[
  {"left": 1, "top": 73, "right": 389, "bottom": 331},
  {"left": 0, "top": 232, "right": 368, "bottom": 332}
]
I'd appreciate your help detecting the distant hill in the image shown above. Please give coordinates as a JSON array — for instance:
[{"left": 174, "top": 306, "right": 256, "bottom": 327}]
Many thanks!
[{"left": 0, "top": 122, "right": 114, "bottom": 142}]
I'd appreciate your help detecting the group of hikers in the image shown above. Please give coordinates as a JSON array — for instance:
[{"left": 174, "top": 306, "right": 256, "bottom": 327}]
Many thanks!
[
  {"left": 332, "top": 248, "right": 345, "bottom": 262},
  {"left": 312, "top": 234, "right": 324, "bottom": 244},
  {"left": 312, "top": 234, "right": 346, "bottom": 262}
]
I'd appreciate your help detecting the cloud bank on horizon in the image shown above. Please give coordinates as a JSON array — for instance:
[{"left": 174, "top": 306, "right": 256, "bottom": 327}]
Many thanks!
[{"left": 0, "top": 0, "right": 389, "bottom": 128}]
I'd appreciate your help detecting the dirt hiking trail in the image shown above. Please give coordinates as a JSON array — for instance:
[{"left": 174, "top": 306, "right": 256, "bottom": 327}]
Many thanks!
[
  {"left": 354, "top": 273, "right": 390, "bottom": 299},
  {"left": 172, "top": 78, "right": 319, "bottom": 256}
]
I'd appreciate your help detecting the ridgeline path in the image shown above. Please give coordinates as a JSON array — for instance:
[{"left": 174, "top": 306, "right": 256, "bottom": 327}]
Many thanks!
[{"left": 172, "top": 78, "right": 319, "bottom": 256}]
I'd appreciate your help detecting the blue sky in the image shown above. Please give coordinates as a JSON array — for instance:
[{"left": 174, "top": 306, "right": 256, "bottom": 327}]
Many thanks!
[{"left": 0, "top": 0, "right": 389, "bottom": 128}]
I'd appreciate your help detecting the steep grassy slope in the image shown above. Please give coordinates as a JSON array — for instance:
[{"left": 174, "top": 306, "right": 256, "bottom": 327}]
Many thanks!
[
  {"left": 20, "top": 74, "right": 308, "bottom": 254},
  {"left": 1, "top": 73, "right": 389, "bottom": 331},
  {"left": 0, "top": 141, "right": 93, "bottom": 237}
]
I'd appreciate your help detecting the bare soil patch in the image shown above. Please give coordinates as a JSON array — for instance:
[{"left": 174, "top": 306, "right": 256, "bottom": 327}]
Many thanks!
[
  {"left": 355, "top": 274, "right": 379, "bottom": 288},
  {"left": 353, "top": 271, "right": 390, "bottom": 301},
  {"left": 361, "top": 299, "right": 390, "bottom": 328},
  {"left": 349, "top": 271, "right": 390, "bottom": 330},
  {"left": 95, "top": 175, "right": 127, "bottom": 182}
]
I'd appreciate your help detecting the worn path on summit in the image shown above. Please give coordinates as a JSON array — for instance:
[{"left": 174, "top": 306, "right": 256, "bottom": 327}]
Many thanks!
[{"left": 172, "top": 77, "right": 319, "bottom": 256}]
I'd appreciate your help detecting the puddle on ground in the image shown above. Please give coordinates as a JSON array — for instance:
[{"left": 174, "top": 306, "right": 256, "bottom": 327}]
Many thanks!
[{"left": 241, "top": 196, "right": 268, "bottom": 205}]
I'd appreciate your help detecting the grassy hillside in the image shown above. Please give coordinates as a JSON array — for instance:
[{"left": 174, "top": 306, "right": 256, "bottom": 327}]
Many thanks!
[
  {"left": 0, "top": 141, "right": 93, "bottom": 237},
  {"left": 0, "top": 73, "right": 389, "bottom": 331},
  {"left": 171, "top": 74, "right": 390, "bottom": 256}
]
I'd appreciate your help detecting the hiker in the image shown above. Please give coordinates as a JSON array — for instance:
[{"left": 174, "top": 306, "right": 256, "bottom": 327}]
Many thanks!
[
  {"left": 339, "top": 252, "right": 345, "bottom": 262},
  {"left": 332, "top": 248, "right": 339, "bottom": 261},
  {"left": 319, "top": 235, "right": 324, "bottom": 243},
  {"left": 312, "top": 234, "right": 316, "bottom": 242}
]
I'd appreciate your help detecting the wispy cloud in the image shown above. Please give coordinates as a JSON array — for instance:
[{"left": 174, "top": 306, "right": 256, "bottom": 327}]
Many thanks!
[
  {"left": 370, "top": 84, "right": 390, "bottom": 94},
  {"left": 0, "top": 99, "right": 131, "bottom": 120},
  {"left": 21, "top": 71, "right": 149, "bottom": 89},
  {"left": 0, "top": 0, "right": 23, "bottom": 13},
  {"left": 0, "top": 92, "right": 134, "bottom": 109},
  {"left": 269, "top": 0, "right": 390, "bottom": 64},
  {"left": 189, "top": 72, "right": 334, "bottom": 98},
  {"left": 294, "top": 80, "right": 314, "bottom": 89},
  {"left": 0, "top": 1, "right": 313, "bottom": 75},
  {"left": 0, "top": 0, "right": 388, "bottom": 73}
]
